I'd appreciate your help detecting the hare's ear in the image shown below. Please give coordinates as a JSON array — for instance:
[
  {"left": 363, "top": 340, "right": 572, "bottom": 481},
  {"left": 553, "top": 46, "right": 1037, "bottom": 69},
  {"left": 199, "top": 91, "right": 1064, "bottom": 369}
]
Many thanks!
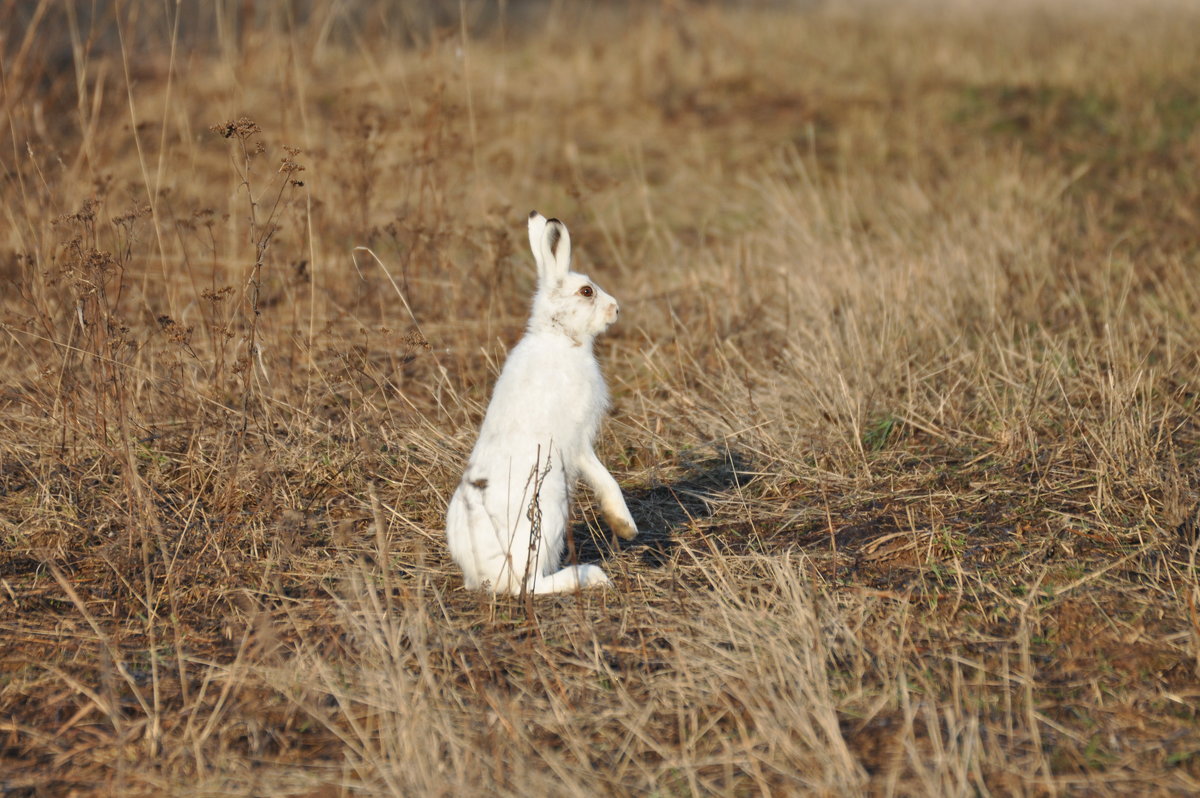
[
  {"left": 528, "top": 210, "right": 548, "bottom": 278},
  {"left": 539, "top": 218, "right": 571, "bottom": 284}
]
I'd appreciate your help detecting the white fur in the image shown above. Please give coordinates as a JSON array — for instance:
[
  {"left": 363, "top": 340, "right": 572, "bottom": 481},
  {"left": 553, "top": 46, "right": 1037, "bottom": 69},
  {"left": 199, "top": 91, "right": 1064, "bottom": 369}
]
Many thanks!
[{"left": 445, "top": 211, "right": 638, "bottom": 594}]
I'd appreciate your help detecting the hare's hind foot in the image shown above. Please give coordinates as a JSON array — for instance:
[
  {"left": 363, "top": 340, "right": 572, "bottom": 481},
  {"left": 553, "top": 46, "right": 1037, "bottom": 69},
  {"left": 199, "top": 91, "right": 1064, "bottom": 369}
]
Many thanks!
[{"left": 529, "top": 564, "right": 612, "bottom": 594}]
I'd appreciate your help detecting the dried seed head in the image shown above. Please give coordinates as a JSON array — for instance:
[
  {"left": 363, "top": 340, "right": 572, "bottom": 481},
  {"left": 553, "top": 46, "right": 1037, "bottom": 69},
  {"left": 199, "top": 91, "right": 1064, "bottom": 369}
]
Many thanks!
[{"left": 210, "top": 117, "right": 262, "bottom": 139}]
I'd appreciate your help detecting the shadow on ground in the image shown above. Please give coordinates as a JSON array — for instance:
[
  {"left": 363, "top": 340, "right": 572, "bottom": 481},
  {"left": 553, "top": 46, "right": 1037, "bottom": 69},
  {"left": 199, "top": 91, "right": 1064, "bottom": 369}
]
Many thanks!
[{"left": 572, "top": 446, "right": 750, "bottom": 569}]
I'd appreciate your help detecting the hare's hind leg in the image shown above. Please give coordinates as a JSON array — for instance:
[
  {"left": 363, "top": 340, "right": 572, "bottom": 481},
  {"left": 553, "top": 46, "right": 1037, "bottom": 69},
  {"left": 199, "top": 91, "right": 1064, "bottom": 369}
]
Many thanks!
[
  {"left": 448, "top": 482, "right": 528, "bottom": 593},
  {"left": 578, "top": 449, "right": 639, "bottom": 541},
  {"left": 445, "top": 488, "right": 486, "bottom": 589}
]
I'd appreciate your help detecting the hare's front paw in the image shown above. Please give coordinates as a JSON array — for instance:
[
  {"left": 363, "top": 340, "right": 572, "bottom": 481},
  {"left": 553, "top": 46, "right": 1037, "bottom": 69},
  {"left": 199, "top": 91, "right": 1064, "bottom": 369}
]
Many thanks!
[{"left": 608, "top": 513, "right": 639, "bottom": 542}]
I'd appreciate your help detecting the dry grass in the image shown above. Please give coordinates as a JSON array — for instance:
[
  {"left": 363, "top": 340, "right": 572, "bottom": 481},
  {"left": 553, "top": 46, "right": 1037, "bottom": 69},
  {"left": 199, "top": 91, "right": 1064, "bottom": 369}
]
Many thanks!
[{"left": 2, "top": 0, "right": 1200, "bottom": 794}]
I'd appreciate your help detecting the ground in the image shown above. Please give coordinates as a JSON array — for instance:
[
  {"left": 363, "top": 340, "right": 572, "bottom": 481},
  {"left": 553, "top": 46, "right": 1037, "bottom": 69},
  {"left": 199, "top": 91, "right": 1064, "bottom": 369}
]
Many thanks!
[{"left": 1, "top": 1, "right": 1199, "bottom": 795}]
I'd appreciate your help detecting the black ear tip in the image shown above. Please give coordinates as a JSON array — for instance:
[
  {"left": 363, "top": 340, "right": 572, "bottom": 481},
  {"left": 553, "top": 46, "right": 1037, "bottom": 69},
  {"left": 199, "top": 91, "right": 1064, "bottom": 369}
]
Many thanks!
[
  {"left": 547, "top": 218, "right": 562, "bottom": 226},
  {"left": 528, "top": 210, "right": 538, "bottom": 218}
]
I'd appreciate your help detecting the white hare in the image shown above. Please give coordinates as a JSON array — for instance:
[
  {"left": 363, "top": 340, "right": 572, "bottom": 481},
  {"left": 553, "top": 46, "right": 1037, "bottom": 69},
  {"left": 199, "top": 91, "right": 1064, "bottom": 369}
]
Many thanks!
[{"left": 445, "top": 211, "right": 638, "bottom": 594}]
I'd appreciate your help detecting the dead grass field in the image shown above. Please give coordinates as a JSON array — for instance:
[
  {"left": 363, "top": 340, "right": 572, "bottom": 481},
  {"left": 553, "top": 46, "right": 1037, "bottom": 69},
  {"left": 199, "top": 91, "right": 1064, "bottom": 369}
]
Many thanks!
[{"left": 2, "top": 0, "right": 1200, "bottom": 794}]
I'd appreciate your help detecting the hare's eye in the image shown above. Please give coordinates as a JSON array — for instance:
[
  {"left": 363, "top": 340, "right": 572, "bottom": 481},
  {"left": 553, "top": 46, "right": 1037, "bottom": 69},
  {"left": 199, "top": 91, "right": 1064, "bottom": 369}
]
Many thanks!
[{"left": 578, "top": 285, "right": 594, "bottom": 298}]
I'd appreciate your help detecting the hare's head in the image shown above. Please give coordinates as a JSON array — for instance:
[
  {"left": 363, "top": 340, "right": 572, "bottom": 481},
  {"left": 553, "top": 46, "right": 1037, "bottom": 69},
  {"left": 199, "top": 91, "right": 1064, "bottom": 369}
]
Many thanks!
[{"left": 527, "top": 211, "right": 620, "bottom": 344}]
